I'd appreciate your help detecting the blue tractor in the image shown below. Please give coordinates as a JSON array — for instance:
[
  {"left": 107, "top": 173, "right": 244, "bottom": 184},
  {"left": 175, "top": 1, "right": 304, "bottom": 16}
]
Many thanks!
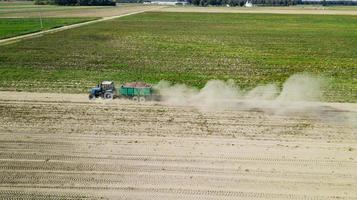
[{"left": 89, "top": 81, "right": 117, "bottom": 100}]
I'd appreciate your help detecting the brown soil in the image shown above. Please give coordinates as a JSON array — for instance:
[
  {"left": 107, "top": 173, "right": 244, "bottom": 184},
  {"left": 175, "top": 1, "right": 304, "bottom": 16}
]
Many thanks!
[
  {"left": 0, "top": 91, "right": 356, "bottom": 199},
  {"left": 0, "top": 5, "right": 162, "bottom": 18}
]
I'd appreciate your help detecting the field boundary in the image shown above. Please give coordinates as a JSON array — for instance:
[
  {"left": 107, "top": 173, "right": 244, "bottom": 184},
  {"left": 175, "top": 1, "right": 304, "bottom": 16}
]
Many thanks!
[
  {"left": 0, "top": 6, "right": 159, "bottom": 46},
  {"left": 158, "top": 7, "right": 357, "bottom": 15}
]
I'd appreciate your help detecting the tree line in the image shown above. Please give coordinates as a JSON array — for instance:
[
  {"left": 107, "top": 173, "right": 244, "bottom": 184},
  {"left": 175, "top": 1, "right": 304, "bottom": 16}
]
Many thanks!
[
  {"left": 35, "top": 0, "right": 116, "bottom": 6},
  {"left": 188, "top": 0, "right": 357, "bottom": 6},
  {"left": 33, "top": 0, "right": 357, "bottom": 6},
  {"left": 189, "top": 0, "right": 298, "bottom": 6}
]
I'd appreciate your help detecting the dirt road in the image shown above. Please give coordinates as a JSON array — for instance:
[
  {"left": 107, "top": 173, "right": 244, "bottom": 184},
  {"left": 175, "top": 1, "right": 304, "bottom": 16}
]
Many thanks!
[{"left": 0, "top": 92, "right": 356, "bottom": 199}]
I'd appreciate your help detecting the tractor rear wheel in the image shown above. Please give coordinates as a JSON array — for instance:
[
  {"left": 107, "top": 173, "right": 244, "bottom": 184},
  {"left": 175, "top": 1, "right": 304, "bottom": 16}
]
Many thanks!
[
  {"left": 139, "top": 96, "right": 146, "bottom": 102},
  {"left": 89, "top": 94, "right": 95, "bottom": 100},
  {"left": 104, "top": 93, "right": 113, "bottom": 100},
  {"left": 132, "top": 96, "right": 139, "bottom": 102}
]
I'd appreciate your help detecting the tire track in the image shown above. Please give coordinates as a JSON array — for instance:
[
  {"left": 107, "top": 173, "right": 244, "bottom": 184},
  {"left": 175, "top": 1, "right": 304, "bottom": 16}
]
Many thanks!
[{"left": 0, "top": 92, "right": 356, "bottom": 199}]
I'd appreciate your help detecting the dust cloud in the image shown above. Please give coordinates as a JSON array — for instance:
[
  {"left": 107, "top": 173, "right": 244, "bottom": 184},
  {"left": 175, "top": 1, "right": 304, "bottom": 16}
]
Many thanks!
[
  {"left": 154, "top": 73, "right": 327, "bottom": 114},
  {"left": 154, "top": 73, "right": 357, "bottom": 127}
]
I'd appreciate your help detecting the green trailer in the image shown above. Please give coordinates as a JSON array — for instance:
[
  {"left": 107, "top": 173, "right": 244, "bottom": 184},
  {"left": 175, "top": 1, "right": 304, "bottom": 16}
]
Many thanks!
[
  {"left": 89, "top": 81, "right": 159, "bottom": 101},
  {"left": 119, "top": 83, "right": 154, "bottom": 102}
]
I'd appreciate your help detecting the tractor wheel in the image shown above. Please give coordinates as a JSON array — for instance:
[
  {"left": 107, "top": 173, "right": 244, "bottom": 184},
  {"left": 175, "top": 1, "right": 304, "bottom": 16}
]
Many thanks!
[
  {"left": 139, "top": 96, "right": 146, "bottom": 102},
  {"left": 89, "top": 94, "right": 95, "bottom": 100},
  {"left": 132, "top": 96, "right": 139, "bottom": 102},
  {"left": 104, "top": 93, "right": 113, "bottom": 100}
]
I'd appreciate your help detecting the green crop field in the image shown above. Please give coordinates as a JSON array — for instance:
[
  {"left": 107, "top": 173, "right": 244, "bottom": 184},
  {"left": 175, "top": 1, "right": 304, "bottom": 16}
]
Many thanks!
[
  {"left": 0, "top": 18, "right": 97, "bottom": 39},
  {"left": 0, "top": 12, "right": 356, "bottom": 102}
]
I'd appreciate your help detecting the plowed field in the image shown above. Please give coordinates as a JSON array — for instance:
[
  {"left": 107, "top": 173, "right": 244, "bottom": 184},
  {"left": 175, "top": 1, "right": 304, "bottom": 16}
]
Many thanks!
[{"left": 0, "top": 92, "right": 356, "bottom": 199}]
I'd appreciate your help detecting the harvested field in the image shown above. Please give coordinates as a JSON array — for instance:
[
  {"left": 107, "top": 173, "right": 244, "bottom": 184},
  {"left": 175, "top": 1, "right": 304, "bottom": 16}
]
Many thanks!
[
  {"left": 0, "top": 3, "right": 161, "bottom": 18},
  {"left": 0, "top": 91, "right": 356, "bottom": 199}
]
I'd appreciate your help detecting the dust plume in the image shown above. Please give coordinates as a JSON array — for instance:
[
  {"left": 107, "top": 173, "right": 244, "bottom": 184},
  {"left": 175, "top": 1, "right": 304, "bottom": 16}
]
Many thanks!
[
  {"left": 154, "top": 73, "right": 357, "bottom": 128},
  {"left": 154, "top": 73, "right": 324, "bottom": 112}
]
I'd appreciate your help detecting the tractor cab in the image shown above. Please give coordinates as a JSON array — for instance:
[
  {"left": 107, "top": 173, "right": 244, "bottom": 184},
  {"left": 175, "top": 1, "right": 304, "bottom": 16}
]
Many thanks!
[
  {"left": 89, "top": 81, "right": 117, "bottom": 100},
  {"left": 100, "top": 81, "right": 115, "bottom": 91}
]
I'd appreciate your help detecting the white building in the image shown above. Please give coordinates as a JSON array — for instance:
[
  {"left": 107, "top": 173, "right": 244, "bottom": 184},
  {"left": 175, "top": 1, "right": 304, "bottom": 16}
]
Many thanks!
[
  {"left": 244, "top": 1, "right": 253, "bottom": 7},
  {"left": 146, "top": 0, "right": 188, "bottom": 5}
]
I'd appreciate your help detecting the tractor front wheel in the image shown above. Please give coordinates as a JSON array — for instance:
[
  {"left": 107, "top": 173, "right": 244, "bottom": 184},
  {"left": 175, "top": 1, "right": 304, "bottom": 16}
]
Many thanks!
[{"left": 104, "top": 93, "right": 113, "bottom": 100}]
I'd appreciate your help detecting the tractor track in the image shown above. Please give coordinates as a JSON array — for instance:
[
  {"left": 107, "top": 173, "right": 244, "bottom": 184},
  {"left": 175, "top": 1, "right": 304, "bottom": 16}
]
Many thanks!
[
  {"left": 1, "top": 187, "right": 356, "bottom": 200},
  {"left": 1, "top": 186, "right": 356, "bottom": 200},
  {"left": 0, "top": 92, "right": 356, "bottom": 199}
]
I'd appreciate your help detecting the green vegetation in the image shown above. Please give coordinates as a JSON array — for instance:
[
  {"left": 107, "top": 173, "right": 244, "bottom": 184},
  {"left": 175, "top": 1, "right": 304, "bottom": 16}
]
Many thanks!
[
  {"left": 0, "top": 18, "right": 97, "bottom": 39},
  {"left": 0, "top": 12, "right": 356, "bottom": 102}
]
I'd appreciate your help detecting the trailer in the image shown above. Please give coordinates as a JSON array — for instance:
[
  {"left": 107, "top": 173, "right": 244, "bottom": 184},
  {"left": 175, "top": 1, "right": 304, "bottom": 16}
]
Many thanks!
[
  {"left": 119, "top": 82, "right": 154, "bottom": 102},
  {"left": 89, "top": 81, "right": 158, "bottom": 101}
]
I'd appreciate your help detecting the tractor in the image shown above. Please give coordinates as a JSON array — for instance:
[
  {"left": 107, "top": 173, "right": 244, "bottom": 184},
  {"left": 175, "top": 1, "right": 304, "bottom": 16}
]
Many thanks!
[{"left": 89, "top": 81, "right": 117, "bottom": 100}]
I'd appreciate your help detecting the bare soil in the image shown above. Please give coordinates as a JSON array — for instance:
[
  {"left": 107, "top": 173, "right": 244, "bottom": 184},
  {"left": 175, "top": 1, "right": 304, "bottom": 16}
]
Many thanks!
[
  {"left": 3, "top": 5, "right": 357, "bottom": 18},
  {"left": 0, "top": 5, "right": 161, "bottom": 18},
  {"left": 0, "top": 92, "right": 356, "bottom": 199}
]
